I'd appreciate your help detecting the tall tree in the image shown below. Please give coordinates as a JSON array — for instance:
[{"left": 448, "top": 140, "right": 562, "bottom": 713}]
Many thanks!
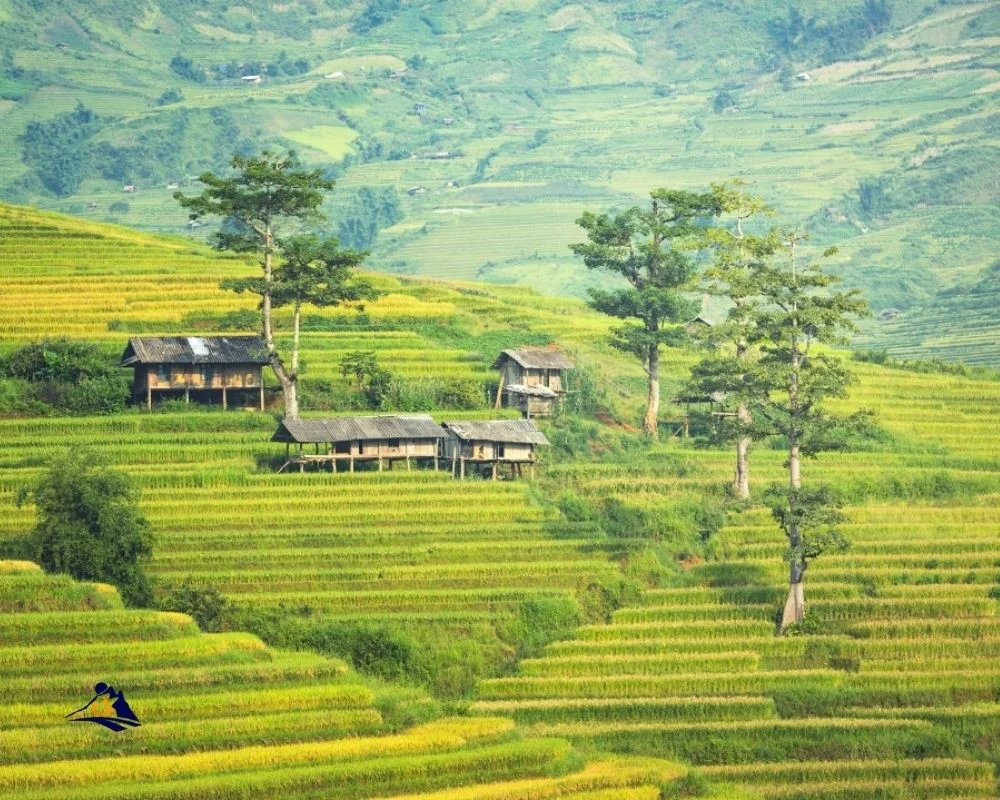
[
  {"left": 175, "top": 150, "right": 334, "bottom": 419},
  {"left": 750, "top": 233, "right": 870, "bottom": 630},
  {"left": 571, "top": 189, "right": 719, "bottom": 437},
  {"left": 267, "top": 234, "right": 380, "bottom": 383},
  {"left": 688, "top": 180, "right": 781, "bottom": 499}
]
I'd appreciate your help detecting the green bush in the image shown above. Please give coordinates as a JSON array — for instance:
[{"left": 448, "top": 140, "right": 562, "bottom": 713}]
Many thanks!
[
  {"left": 0, "top": 338, "right": 129, "bottom": 415},
  {"left": 16, "top": 451, "right": 154, "bottom": 607},
  {"left": 157, "top": 579, "right": 229, "bottom": 632},
  {"left": 500, "top": 596, "right": 580, "bottom": 660}
]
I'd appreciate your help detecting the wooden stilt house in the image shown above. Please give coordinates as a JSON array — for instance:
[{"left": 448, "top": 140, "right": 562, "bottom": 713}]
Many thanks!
[
  {"left": 441, "top": 419, "right": 549, "bottom": 479},
  {"left": 272, "top": 415, "right": 445, "bottom": 473},
  {"left": 120, "top": 336, "right": 269, "bottom": 410},
  {"left": 492, "top": 347, "right": 574, "bottom": 417}
]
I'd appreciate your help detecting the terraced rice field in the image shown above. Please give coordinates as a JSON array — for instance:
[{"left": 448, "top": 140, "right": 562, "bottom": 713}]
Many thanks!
[
  {"left": 0, "top": 416, "right": 622, "bottom": 641},
  {"left": 3, "top": 204, "right": 999, "bottom": 796},
  {"left": 474, "top": 362, "right": 1000, "bottom": 798},
  {"left": 0, "top": 561, "right": 685, "bottom": 799}
]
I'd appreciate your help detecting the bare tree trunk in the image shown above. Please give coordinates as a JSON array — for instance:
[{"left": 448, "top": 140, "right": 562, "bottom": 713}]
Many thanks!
[
  {"left": 733, "top": 333, "right": 751, "bottom": 500},
  {"left": 643, "top": 345, "right": 660, "bottom": 439},
  {"left": 260, "top": 227, "right": 298, "bottom": 419},
  {"left": 291, "top": 302, "right": 301, "bottom": 377},
  {"left": 780, "top": 341, "right": 804, "bottom": 631},
  {"left": 734, "top": 403, "right": 751, "bottom": 500}
]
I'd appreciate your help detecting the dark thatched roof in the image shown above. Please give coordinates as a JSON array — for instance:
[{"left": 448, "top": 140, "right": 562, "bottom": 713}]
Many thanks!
[
  {"left": 273, "top": 415, "right": 444, "bottom": 444},
  {"left": 443, "top": 419, "right": 549, "bottom": 445},
  {"left": 491, "top": 348, "right": 574, "bottom": 371},
  {"left": 120, "top": 336, "right": 269, "bottom": 366}
]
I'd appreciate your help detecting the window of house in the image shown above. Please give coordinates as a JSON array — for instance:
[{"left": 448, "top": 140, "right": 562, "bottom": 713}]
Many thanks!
[
  {"left": 156, "top": 364, "right": 169, "bottom": 383},
  {"left": 245, "top": 371, "right": 256, "bottom": 386},
  {"left": 335, "top": 441, "right": 350, "bottom": 454},
  {"left": 497, "top": 443, "right": 506, "bottom": 458},
  {"left": 203, "top": 366, "right": 215, "bottom": 385},
  {"left": 359, "top": 440, "right": 366, "bottom": 455},
  {"left": 388, "top": 438, "right": 401, "bottom": 450}
]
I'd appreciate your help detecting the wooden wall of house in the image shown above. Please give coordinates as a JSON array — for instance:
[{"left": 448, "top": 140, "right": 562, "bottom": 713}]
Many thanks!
[
  {"left": 442, "top": 437, "right": 535, "bottom": 462},
  {"left": 141, "top": 364, "right": 263, "bottom": 390},
  {"left": 500, "top": 361, "right": 563, "bottom": 392},
  {"left": 329, "top": 438, "right": 439, "bottom": 458}
]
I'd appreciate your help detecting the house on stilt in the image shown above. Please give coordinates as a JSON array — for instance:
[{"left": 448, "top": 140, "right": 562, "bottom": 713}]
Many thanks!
[
  {"left": 119, "top": 336, "right": 269, "bottom": 410},
  {"left": 492, "top": 347, "right": 574, "bottom": 417},
  {"left": 272, "top": 415, "right": 445, "bottom": 473},
  {"left": 441, "top": 419, "right": 549, "bottom": 479}
]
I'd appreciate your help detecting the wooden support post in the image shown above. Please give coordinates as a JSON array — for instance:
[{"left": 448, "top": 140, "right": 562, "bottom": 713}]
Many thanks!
[
  {"left": 350, "top": 457, "right": 354, "bottom": 473},
  {"left": 285, "top": 443, "right": 289, "bottom": 459},
  {"left": 378, "top": 458, "right": 383, "bottom": 473},
  {"left": 434, "top": 454, "right": 439, "bottom": 471},
  {"left": 451, "top": 454, "right": 456, "bottom": 477},
  {"left": 460, "top": 457, "right": 465, "bottom": 480},
  {"left": 406, "top": 456, "right": 411, "bottom": 471},
  {"left": 146, "top": 384, "right": 152, "bottom": 411},
  {"left": 529, "top": 463, "right": 535, "bottom": 480},
  {"left": 222, "top": 386, "right": 228, "bottom": 410},
  {"left": 494, "top": 370, "right": 505, "bottom": 409},
  {"left": 185, "top": 386, "right": 190, "bottom": 404},
  {"left": 491, "top": 462, "right": 497, "bottom": 480},
  {"left": 259, "top": 385, "right": 264, "bottom": 411}
]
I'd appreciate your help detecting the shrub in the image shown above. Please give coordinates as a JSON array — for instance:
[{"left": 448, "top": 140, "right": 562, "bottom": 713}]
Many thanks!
[
  {"left": 157, "top": 580, "right": 229, "bottom": 632},
  {"left": 500, "top": 596, "right": 580, "bottom": 660},
  {"left": 16, "top": 451, "right": 154, "bottom": 606}
]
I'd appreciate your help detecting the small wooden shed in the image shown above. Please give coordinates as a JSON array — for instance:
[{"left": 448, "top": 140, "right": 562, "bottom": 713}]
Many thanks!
[
  {"left": 492, "top": 347, "right": 574, "bottom": 417},
  {"left": 272, "top": 415, "right": 445, "bottom": 473},
  {"left": 441, "top": 419, "right": 549, "bottom": 479},
  {"left": 120, "top": 336, "right": 269, "bottom": 410}
]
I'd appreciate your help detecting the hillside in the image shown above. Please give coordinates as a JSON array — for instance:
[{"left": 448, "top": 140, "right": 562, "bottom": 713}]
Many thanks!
[
  {"left": 0, "top": 561, "right": 687, "bottom": 798},
  {"left": 0, "top": 1, "right": 998, "bottom": 362},
  {"left": 2, "top": 206, "right": 1000, "bottom": 797}
]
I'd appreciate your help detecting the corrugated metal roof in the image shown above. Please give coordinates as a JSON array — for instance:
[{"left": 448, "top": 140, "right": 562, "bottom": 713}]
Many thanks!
[
  {"left": 443, "top": 419, "right": 549, "bottom": 445},
  {"left": 491, "top": 348, "right": 574, "bottom": 370},
  {"left": 273, "top": 415, "right": 445, "bottom": 444},
  {"left": 120, "top": 336, "right": 269, "bottom": 366},
  {"left": 504, "top": 384, "right": 558, "bottom": 398}
]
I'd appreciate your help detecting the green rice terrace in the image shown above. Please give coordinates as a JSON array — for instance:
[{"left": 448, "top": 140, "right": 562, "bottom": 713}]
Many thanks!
[{"left": 1, "top": 202, "right": 1000, "bottom": 798}]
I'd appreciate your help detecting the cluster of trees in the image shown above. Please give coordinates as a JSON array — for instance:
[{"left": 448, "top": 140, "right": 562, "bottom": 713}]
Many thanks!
[
  {"left": 572, "top": 180, "right": 870, "bottom": 629},
  {"left": 0, "top": 338, "right": 130, "bottom": 415},
  {"left": 20, "top": 103, "right": 101, "bottom": 196},
  {"left": 335, "top": 186, "right": 404, "bottom": 250},
  {"left": 352, "top": 0, "right": 402, "bottom": 34},
  {"left": 768, "top": 1, "right": 893, "bottom": 64},
  {"left": 18, "top": 102, "right": 256, "bottom": 197}
]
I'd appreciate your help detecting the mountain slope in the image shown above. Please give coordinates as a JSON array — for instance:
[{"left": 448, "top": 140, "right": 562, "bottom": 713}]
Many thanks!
[{"left": 0, "top": 2, "right": 998, "bottom": 361}]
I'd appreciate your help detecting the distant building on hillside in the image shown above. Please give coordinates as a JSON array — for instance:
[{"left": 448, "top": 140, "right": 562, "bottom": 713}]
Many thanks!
[
  {"left": 241, "top": 74, "right": 262, "bottom": 84},
  {"left": 685, "top": 314, "right": 714, "bottom": 334},
  {"left": 492, "top": 347, "right": 574, "bottom": 417},
  {"left": 119, "top": 336, "right": 269, "bottom": 410},
  {"left": 441, "top": 420, "right": 549, "bottom": 479},
  {"left": 272, "top": 415, "right": 445, "bottom": 473},
  {"left": 407, "top": 185, "right": 427, "bottom": 196}
]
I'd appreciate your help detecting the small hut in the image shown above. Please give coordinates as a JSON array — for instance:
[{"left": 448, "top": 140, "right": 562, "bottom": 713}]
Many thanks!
[
  {"left": 492, "top": 347, "right": 574, "bottom": 417},
  {"left": 272, "top": 415, "right": 445, "bottom": 473},
  {"left": 441, "top": 419, "right": 549, "bottom": 479},
  {"left": 120, "top": 336, "right": 269, "bottom": 410}
]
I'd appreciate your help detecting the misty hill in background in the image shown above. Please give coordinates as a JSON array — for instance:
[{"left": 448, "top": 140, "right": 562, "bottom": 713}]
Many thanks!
[{"left": 1, "top": 0, "right": 998, "bottom": 363}]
